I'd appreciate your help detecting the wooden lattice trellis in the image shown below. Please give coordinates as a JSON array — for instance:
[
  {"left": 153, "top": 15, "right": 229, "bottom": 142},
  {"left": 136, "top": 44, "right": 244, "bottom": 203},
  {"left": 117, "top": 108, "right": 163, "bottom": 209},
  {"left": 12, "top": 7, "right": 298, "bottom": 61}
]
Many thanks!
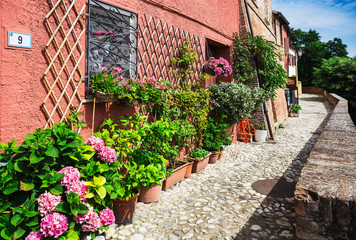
[
  {"left": 137, "top": 14, "right": 205, "bottom": 84},
  {"left": 42, "top": 0, "right": 86, "bottom": 129}
]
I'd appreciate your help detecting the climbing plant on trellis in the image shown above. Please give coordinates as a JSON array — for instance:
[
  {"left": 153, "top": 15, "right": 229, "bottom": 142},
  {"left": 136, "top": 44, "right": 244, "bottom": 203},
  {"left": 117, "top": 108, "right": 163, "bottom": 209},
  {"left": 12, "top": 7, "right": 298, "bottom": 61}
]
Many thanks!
[
  {"left": 42, "top": 0, "right": 86, "bottom": 129},
  {"left": 137, "top": 14, "right": 205, "bottom": 85}
]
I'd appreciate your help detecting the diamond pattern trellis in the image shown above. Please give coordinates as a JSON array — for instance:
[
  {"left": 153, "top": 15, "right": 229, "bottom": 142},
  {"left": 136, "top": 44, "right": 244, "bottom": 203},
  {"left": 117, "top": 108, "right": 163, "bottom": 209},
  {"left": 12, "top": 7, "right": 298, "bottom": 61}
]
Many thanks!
[
  {"left": 137, "top": 14, "right": 205, "bottom": 85},
  {"left": 42, "top": 0, "right": 86, "bottom": 129}
]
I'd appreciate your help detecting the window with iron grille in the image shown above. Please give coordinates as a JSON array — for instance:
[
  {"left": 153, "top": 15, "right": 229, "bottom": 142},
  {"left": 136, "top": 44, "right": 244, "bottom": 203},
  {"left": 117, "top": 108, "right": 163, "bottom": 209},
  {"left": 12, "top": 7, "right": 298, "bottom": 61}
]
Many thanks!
[{"left": 86, "top": 0, "right": 138, "bottom": 96}]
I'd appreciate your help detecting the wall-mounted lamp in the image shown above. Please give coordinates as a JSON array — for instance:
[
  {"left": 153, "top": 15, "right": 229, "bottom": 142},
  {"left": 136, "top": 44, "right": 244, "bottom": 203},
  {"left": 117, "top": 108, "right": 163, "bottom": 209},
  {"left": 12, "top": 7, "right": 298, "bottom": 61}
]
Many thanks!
[{"left": 297, "top": 49, "right": 303, "bottom": 58}]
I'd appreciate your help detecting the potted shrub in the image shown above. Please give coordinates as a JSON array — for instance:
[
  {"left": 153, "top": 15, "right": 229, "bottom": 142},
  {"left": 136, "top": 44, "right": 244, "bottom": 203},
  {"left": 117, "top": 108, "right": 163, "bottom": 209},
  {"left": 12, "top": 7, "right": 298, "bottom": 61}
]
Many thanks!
[
  {"left": 290, "top": 104, "right": 302, "bottom": 117},
  {"left": 203, "top": 117, "right": 232, "bottom": 163},
  {"left": 253, "top": 123, "right": 268, "bottom": 142},
  {"left": 188, "top": 148, "right": 211, "bottom": 173}
]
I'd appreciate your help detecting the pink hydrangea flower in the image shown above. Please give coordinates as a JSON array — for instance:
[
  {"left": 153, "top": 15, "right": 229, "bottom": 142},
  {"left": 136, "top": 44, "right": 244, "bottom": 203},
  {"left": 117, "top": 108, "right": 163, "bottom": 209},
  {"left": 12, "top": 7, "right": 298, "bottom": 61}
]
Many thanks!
[
  {"left": 101, "top": 66, "right": 107, "bottom": 71},
  {"left": 100, "top": 208, "right": 115, "bottom": 226},
  {"left": 82, "top": 211, "right": 102, "bottom": 232},
  {"left": 113, "top": 66, "right": 122, "bottom": 74},
  {"left": 97, "top": 146, "right": 117, "bottom": 163},
  {"left": 85, "top": 136, "right": 105, "bottom": 152},
  {"left": 58, "top": 167, "right": 80, "bottom": 187},
  {"left": 37, "top": 191, "right": 62, "bottom": 217},
  {"left": 73, "top": 203, "right": 93, "bottom": 224},
  {"left": 25, "top": 231, "right": 43, "bottom": 240},
  {"left": 66, "top": 180, "right": 88, "bottom": 201},
  {"left": 40, "top": 213, "right": 68, "bottom": 238},
  {"left": 74, "top": 205, "right": 101, "bottom": 232}
]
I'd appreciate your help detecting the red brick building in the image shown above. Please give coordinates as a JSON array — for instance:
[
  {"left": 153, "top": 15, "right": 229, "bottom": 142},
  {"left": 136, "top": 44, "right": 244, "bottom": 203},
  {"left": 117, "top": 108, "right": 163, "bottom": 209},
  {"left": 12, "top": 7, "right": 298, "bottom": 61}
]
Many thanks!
[{"left": 0, "top": 0, "right": 291, "bottom": 143}]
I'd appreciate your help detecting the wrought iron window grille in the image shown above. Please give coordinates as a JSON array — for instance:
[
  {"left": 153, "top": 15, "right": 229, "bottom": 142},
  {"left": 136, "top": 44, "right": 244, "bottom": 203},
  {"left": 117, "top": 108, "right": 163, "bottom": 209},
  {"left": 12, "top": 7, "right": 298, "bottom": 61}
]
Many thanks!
[{"left": 86, "top": 0, "right": 138, "bottom": 97}]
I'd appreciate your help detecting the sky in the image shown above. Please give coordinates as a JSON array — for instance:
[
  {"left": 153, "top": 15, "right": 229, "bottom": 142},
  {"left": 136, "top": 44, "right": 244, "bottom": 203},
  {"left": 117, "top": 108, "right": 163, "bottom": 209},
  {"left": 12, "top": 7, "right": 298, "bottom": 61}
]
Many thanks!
[{"left": 272, "top": 0, "right": 356, "bottom": 57}]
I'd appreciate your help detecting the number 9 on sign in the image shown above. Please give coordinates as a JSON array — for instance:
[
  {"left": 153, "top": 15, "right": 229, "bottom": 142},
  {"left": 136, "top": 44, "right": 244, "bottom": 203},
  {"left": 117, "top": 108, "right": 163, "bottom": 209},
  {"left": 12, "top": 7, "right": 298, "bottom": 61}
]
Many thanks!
[{"left": 8, "top": 31, "right": 31, "bottom": 48}]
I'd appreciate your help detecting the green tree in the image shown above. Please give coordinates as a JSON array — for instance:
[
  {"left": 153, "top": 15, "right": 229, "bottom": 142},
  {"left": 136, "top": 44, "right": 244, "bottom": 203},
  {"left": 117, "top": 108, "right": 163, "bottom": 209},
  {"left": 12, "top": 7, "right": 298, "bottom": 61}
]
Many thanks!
[
  {"left": 313, "top": 57, "right": 356, "bottom": 122},
  {"left": 290, "top": 28, "right": 348, "bottom": 86}
]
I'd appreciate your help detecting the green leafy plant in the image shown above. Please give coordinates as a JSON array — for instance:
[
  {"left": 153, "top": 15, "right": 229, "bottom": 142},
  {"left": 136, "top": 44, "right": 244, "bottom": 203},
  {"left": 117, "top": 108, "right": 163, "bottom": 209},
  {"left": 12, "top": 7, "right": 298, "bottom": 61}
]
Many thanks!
[
  {"left": 209, "top": 82, "right": 265, "bottom": 124},
  {"left": 279, "top": 123, "right": 285, "bottom": 129},
  {"left": 253, "top": 123, "right": 266, "bottom": 130},
  {"left": 171, "top": 38, "right": 197, "bottom": 87},
  {"left": 203, "top": 117, "right": 232, "bottom": 152},
  {"left": 189, "top": 148, "right": 209, "bottom": 159},
  {"left": 67, "top": 109, "right": 86, "bottom": 130},
  {"left": 232, "top": 33, "right": 288, "bottom": 99},
  {"left": 291, "top": 104, "right": 302, "bottom": 112}
]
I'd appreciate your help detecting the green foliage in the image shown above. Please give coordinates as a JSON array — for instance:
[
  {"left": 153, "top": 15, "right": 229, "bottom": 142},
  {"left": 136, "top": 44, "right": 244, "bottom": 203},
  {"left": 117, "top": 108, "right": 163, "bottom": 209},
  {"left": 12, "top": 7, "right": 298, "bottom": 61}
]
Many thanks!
[
  {"left": 313, "top": 57, "right": 356, "bottom": 122},
  {"left": 203, "top": 117, "right": 232, "bottom": 152},
  {"left": 171, "top": 38, "right": 197, "bottom": 87},
  {"left": 209, "top": 82, "right": 265, "bottom": 124},
  {"left": 291, "top": 104, "right": 302, "bottom": 112},
  {"left": 232, "top": 33, "right": 288, "bottom": 99},
  {"left": 290, "top": 28, "right": 348, "bottom": 86},
  {"left": 67, "top": 109, "right": 86, "bottom": 130},
  {"left": 253, "top": 123, "right": 266, "bottom": 130},
  {"left": 189, "top": 148, "right": 209, "bottom": 159}
]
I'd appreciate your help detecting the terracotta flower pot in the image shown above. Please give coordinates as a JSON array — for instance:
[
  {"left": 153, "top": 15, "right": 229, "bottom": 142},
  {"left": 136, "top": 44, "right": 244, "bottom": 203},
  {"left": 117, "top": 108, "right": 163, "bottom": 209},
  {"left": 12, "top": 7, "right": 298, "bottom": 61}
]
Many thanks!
[
  {"left": 209, "top": 151, "right": 220, "bottom": 164},
  {"left": 184, "top": 161, "right": 193, "bottom": 178},
  {"left": 191, "top": 153, "right": 211, "bottom": 173},
  {"left": 112, "top": 193, "right": 139, "bottom": 224},
  {"left": 163, "top": 162, "right": 189, "bottom": 191},
  {"left": 139, "top": 181, "right": 163, "bottom": 203}
]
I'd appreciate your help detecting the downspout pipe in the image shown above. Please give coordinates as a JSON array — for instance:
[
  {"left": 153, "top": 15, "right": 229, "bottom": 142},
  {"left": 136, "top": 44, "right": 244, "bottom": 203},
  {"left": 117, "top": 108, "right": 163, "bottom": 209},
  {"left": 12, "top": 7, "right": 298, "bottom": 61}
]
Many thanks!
[{"left": 243, "top": 0, "right": 274, "bottom": 140}]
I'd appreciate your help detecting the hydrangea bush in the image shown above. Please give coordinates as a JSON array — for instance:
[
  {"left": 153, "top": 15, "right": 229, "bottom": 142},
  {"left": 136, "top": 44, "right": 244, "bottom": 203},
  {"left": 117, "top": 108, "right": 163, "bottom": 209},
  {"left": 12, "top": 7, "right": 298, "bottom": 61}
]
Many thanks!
[{"left": 0, "top": 123, "right": 116, "bottom": 240}]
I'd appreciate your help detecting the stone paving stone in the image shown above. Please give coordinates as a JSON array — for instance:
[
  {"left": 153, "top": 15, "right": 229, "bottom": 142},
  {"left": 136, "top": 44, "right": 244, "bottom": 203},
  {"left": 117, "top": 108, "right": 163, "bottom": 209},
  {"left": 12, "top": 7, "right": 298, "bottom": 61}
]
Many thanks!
[{"left": 105, "top": 94, "right": 332, "bottom": 239}]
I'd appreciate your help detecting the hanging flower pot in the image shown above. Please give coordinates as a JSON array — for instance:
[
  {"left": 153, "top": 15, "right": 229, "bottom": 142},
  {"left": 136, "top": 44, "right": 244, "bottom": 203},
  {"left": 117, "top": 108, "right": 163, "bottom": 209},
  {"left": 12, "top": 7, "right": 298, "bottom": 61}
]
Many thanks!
[
  {"left": 95, "top": 91, "right": 117, "bottom": 103},
  {"left": 112, "top": 193, "right": 140, "bottom": 224},
  {"left": 202, "top": 65, "right": 216, "bottom": 76}
]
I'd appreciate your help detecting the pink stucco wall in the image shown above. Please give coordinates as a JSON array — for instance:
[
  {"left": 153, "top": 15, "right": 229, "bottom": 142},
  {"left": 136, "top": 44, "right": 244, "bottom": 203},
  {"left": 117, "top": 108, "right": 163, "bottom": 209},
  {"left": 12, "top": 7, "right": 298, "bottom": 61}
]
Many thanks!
[{"left": 0, "top": 0, "right": 239, "bottom": 143}]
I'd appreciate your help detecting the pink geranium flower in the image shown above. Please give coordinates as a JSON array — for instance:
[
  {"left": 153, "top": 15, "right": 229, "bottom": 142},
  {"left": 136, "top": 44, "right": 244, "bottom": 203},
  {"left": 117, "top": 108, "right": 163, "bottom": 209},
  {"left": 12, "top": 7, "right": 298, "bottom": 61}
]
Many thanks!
[
  {"left": 101, "top": 66, "right": 108, "bottom": 71},
  {"left": 40, "top": 213, "right": 68, "bottom": 238}
]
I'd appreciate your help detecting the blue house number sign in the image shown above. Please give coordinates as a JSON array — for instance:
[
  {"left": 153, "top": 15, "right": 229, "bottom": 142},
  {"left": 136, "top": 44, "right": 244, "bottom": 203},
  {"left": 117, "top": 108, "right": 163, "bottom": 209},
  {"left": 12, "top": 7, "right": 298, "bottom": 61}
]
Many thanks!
[{"left": 8, "top": 31, "right": 32, "bottom": 48}]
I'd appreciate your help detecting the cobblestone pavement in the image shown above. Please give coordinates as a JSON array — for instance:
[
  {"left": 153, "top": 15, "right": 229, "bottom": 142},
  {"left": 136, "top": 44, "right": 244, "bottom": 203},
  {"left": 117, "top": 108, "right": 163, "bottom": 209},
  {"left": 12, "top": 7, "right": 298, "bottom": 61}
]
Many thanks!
[{"left": 104, "top": 94, "right": 332, "bottom": 240}]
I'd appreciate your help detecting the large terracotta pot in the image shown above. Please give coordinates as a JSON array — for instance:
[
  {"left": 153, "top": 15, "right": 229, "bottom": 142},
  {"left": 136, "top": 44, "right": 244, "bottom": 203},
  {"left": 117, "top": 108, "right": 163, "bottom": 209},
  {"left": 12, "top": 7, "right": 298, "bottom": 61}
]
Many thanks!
[
  {"left": 209, "top": 151, "right": 220, "bottom": 164},
  {"left": 138, "top": 181, "right": 163, "bottom": 203},
  {"left": 162, "top": 162, "right": 189, "bottom": 191},
  {"left": 191, "top": 153, "right": 211, "bottom": 173},
  {"left": 112, "top": 193, "right": 139, "bottom": 224}
]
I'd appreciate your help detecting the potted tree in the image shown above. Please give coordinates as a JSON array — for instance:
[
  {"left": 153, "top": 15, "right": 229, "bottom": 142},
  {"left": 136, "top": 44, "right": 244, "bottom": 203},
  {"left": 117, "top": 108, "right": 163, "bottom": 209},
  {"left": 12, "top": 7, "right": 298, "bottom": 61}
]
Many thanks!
[
  {"left": 253, "top": 123, "right": 268, "bottom": 142},
  {"left": 290, "top": 104, "right": 302, "bottom": 117}
]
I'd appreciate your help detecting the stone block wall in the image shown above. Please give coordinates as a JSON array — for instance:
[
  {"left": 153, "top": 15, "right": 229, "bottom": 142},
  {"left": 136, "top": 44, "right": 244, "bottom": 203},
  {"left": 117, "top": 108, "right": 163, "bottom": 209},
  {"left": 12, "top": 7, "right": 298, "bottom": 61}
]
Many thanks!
[{"left": 294, "top": 93, "right": 356, "bottom": 240}]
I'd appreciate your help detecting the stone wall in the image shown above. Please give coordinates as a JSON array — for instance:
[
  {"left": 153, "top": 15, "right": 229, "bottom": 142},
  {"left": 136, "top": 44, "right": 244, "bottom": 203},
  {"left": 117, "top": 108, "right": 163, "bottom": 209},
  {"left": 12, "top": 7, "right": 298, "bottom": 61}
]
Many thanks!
[{"left": 294, "top": 92, "right": 356, "bottom": 240}]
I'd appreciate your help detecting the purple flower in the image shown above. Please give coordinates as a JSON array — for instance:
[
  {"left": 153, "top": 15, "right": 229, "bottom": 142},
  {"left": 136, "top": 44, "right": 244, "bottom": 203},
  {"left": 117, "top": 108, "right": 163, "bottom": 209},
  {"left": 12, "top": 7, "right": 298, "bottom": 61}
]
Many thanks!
[
  {"left": 25, "top": 231, "right": 43, "bottom": 240},
  {"left": 40, "top": 213, "right": 68, "bottom": 238},
  {"left": 58, "top": 167, "right": 81, "bottom": 187},
  {"left": 37, "top": 191, "right": 62, "bottom": 217},
  {"left": 100, "top": 208, "right": 115, "bottom": 226}
]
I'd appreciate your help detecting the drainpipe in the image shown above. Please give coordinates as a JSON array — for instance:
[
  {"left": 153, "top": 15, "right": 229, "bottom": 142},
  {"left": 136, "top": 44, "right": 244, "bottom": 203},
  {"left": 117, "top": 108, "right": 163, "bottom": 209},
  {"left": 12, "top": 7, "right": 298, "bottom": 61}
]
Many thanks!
[{"left": 243, "top": 0, "right": 274, "bottom": 140}]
